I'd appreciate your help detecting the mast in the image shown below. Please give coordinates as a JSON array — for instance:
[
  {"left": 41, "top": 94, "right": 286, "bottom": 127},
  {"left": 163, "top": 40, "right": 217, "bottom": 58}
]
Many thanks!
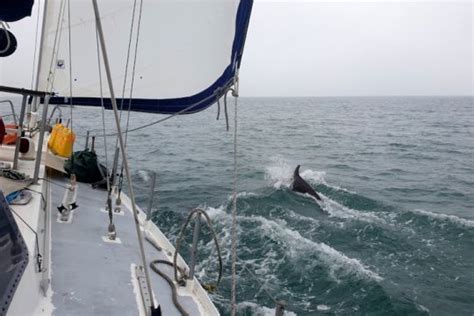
[{"left": 32, "top": 0, "right": 48, "bottom": 112}]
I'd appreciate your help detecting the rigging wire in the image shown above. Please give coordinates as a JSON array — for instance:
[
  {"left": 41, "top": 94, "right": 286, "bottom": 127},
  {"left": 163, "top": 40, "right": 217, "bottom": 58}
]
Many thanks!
[
  {"left": 118, "top": 0, "right": 145, "bottom": 194},
  {"left": 95, "top": 18, "right": 110, "bottom": 193},
  {"left": 112, "top": 0, "right": 139, "bottom": 182},
  {"left": 118, "top": 0, "right": 138, "bottom": 117},
  {"left": 91, "top": 1, "right": 156, "bottom": 312},
  {"left": 124, "top": 0, "right": 144, "bottom": 147},
  {"left": 108, "top": 0, "right": 139, "bottom": 197},
  {"left": 92, "top": 9, "right": 116, "bottom": 237}
]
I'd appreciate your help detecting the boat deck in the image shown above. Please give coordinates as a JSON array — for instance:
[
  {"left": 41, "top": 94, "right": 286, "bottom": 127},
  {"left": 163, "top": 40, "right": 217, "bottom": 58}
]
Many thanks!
[{"left": 49, "top": 175, "right": 207, "bottom": 315}]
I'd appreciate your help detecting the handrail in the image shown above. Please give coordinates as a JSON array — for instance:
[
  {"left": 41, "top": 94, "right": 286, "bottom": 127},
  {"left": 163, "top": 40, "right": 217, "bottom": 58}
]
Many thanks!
[{"left": 0, "top": 99, "right": 18, "bottom": 125}]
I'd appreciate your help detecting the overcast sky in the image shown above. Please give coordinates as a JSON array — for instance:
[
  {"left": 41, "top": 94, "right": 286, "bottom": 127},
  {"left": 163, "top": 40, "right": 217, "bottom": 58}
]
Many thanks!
[{"left": 1, "top": 0, "right": 472, "bottom": 96}]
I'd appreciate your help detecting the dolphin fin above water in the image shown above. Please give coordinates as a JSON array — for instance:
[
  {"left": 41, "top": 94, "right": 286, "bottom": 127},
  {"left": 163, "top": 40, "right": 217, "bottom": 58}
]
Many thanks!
[{"left": 291, "top": 165, "right": 322, "bottom": 201}]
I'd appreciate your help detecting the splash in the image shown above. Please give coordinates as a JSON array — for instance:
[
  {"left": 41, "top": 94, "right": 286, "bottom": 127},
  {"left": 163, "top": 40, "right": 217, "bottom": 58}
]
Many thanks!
[
  {"left": 137, "top": 169, "right": 150, "bottom": 182},
  {"left": 264, "top": 158, "right": 296, "bottom": 189},
  {"left": 264, "top": 157, "right": 354, "bottom": 193}
]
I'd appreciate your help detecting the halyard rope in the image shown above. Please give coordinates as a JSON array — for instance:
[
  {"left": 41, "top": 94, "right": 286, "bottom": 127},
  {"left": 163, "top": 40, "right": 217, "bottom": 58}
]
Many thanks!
[{"left": 230, "top": 82, "right": 239, "bottom": 316}]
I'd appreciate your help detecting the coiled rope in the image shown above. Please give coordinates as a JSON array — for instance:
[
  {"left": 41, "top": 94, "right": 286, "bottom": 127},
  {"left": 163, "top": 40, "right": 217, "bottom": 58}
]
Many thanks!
[{"left": 149, "top": 259, "right": 188, "bottom": 316}]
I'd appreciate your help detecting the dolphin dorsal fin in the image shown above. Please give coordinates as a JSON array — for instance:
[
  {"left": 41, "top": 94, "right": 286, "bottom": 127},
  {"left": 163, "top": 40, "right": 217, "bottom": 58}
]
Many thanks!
[{"left": 294, "top": 165, "right": 301, "bottom": 177}]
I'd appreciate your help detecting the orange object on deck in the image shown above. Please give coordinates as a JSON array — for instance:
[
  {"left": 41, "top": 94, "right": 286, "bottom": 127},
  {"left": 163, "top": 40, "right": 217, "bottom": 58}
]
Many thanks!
[{"left": 2, "top": 123, "right": 18, "bottom": 145}]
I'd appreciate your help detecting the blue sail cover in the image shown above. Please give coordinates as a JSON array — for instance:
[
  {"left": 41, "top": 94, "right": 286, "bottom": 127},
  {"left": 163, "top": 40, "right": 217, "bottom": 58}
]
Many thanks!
[
  {"left": 39, "top": 0, "right": 253, "bottom": 114},
  {"left": 0, "top": 0, "right": 34, "bottom": 22}
]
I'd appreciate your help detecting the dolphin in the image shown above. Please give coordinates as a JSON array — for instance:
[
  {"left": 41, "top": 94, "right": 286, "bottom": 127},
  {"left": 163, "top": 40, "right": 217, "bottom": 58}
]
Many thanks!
[{"left": 291, "top": 165, "right": 322, "bottom": 201}]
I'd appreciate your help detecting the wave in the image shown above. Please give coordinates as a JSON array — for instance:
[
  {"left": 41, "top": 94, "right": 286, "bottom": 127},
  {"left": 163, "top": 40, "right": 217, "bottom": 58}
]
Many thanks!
[
  {"left": 318, "top": 193, "right": 387, "bottom": 225},
  {"left": 226, "top": 191, "right": 260, "bottom": 201},
  {"left": 410, "top": 209, "right": 474, "bottom": 228},
  {"left": 207, "top": 207, "right": 383, "bottom": 282}
]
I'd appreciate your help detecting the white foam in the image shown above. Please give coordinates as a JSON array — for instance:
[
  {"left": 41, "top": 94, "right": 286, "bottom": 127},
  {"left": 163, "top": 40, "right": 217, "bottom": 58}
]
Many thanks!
[
  {"left": 411, "top": 209, "right": 474, "bottom": 228},
  {"left": 207, "top": 206, "right": 383, "bottom": 282},
  {"left": 416, "top": 303, "right": 430, "bottom": 313},
  {"left": 300, "top": 169, "right": 326, "bottom": 184},
  {"left": 137, "top": 169, "right": 150, "bottom": 182},
  {"left": 319, "top": 193, "right": 387, "bottom": 225},
  {"left": 317, "top": 304, "right": 331, "bottom": 311},
  {"left": 237, "top": 301, "right": 297, "bottom": 316},
  {"left": 227, "top": 191, "right": 259, "bottom": 201}
]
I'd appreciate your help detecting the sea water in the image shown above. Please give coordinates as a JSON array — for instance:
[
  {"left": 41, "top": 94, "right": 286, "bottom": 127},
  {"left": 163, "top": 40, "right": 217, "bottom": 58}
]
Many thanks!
[{"left": 4, "top": 96, "right": 473, "bottom": 315}]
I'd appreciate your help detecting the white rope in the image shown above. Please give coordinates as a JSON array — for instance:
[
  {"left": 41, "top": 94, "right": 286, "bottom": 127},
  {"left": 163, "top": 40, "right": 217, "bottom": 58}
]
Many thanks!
[{"left": 230, "top": 82, "right": 239, "bottom": 316}]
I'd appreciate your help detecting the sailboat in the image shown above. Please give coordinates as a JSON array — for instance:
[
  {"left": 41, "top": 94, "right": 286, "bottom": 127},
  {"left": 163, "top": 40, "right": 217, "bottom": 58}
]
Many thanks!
[{"left": 0, "top": 0, "right": 257, "bottom": 315}]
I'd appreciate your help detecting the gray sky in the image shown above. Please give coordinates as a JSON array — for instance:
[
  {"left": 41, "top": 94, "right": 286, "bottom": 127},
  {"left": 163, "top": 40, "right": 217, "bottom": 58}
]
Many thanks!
[{"left": 1, "top": 0, "right": 472, "bottom": 96}]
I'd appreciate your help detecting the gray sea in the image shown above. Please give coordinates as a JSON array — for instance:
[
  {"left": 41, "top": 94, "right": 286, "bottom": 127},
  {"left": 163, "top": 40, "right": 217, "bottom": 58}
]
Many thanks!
[{"left": 5, "top": 96, "right": 474, "bottom": 315}]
